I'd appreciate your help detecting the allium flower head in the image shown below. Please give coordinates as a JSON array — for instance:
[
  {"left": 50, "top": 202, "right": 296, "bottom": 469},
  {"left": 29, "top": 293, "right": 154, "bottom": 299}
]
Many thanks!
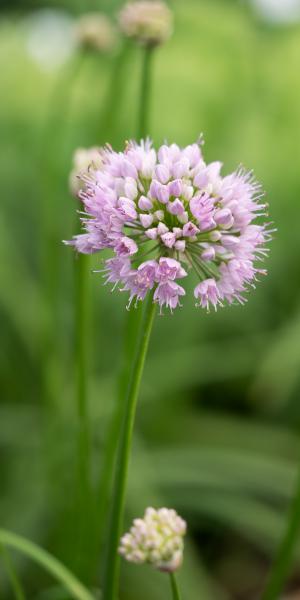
[
  {"left": 65, "top": 138, "right": 272, "bottom": 312},
  {"left": 118, "top": 1, "right": 173, "bottom": 46},
  {"left": 75, "top": 13, "right": 116, "bottom": 53},
  {"left": 119, "top": 507, "right": 186, "bottom": 572},
  {"left": 69, "top": 147, "right": 103, "bottom": 196}
]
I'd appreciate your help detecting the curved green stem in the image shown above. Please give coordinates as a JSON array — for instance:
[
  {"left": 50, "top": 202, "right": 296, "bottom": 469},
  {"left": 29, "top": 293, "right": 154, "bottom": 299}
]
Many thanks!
[
  {"left": 0, "top": 544, "right": 25, "bottom": 600},
  {"left": 0, "top": 530, "right": 94, "bottom": 600},
  {"left": 262, "top": 468, "right": 300, "bottom": 600},
  {"left": 102, "top": 295, "right": 157, "bottom": 600},
  {"left": 138, "top": 46, "right": 154, "bottom": 139},
  {"left": 170, "top": 572, "right": 182, "bottom": 600}
]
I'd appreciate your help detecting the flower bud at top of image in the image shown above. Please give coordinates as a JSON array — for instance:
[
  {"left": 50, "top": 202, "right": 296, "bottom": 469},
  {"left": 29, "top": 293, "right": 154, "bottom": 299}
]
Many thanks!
[
  {"left": 75, "top": 12, "right": 116, "bottom": 53},
  {"left": 118, "top": 0, "right": 173, "bottom": 47}
]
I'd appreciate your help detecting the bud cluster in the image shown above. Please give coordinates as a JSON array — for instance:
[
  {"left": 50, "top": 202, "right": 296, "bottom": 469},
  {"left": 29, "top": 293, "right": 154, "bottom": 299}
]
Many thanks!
[
  {"left": 75, "top": 13, "right": 116, "bottom": 53},
  {"left": 119, "top": 507, "right": 187, "bottom": 572},
  {"left": 118, "top": 1, "right": 173, "bottom": 46}
]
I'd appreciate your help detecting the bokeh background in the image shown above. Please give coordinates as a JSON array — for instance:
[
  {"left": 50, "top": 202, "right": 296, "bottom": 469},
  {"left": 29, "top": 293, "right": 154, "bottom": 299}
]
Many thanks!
[{"left": 1, "top": 0, "right": 300, "bottom": 598}]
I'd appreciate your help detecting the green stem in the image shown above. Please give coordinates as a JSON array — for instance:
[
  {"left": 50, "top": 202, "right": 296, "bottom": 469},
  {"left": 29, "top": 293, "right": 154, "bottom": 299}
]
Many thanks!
[
  {"left": 94, "top": 40, "right": 155, "bottom": 574},
  {"left": 0, "top": 530, "right": 94, "bottom": 600},
  {"left": 87, "top": 48, "right": 136, "bottom": 577},
  {"left": 102, "top": 295, "right": 157, "bottom": 600},
  {"left": 98, "top": 42, "right": 132, "bottom": 144},
  {"left": 262, "top": 468, "right": 300, "bottom": 600},
  {"left": 170, "top": 572, "right": 182, "bottom": 600},
  {"left": 75, "top": 253, "right": 90, "bottom": 484},
  {"left": 39, "top": 52, "right": 86, "bottom": 406},
  {"left": 93, "top": 304, "right": 144, "bottom": 575},
  {"left": 138, "top": 46, "right": 154, "bottom": 139},
  {"left": 0, "top": 544, "right": 25, "bottom": 600},
  {"left": 74, "top": 252, "right": 93, "bottom": 580}
]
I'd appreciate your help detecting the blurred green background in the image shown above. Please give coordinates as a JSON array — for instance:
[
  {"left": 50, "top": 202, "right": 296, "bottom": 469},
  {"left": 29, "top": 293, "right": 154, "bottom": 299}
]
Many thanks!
[{"left": 1, "top": 0, "right": 300, "bottom": 598}]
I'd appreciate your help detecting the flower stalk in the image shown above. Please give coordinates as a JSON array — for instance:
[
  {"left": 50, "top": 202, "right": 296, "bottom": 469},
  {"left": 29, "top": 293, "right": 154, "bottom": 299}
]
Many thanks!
[
  {"left": 74, "top": 251, "right": 93, "bottom": 580},
  {"left": 39, "top": 52, "right": 87, "bottom": 416},
  {"left": 138, "top": 46, "right": 154, "bottom": 139},
  {"left": 94, "top": 27, "right": 155, "bottom": 574},
  {"left": 262, "top": 468, "right": 300, "bottom": 600},
  {"left": 170, "top": 572, "right": 182, "bottom": 600},
  {"left": 102, "top": 294, "right": 156, "bottom": 600},
  {"left": 75, "top": 254, "right": 90, "bottom": 488}
]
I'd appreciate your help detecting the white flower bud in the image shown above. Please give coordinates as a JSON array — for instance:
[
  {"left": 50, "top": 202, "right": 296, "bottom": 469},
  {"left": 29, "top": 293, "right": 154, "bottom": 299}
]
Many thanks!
[
  {"left": 75, "top": 13, "right": 116, "bottom": 53},
  {"left": 119, "top": 507, "right": 186, "bottom": 573},
  {"left": 118, "top": 1, "right": 173, "bottom": 47},
  {"left": 69, "top": 146, "right": 103, "bottom": 196}
]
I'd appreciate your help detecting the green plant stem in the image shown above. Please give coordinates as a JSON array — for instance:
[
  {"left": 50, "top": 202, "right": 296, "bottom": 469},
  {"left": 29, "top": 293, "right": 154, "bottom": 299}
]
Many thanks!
[
  {"left": 74, "top": 252, "right": 93, "bottom": 580},
  {"left": 138, "top": 45, "right": 154, "bottom": 139},
  {"left": 98, "top": 41, "right": 132, "bottom": 144},
  {"left": 39, "top": 52, "right": 86, "bottom": 405},
  {"left": 75, "top": 253, "right": 90, "bottom": 485},
  {"left": 170, "top": 572, "right": 182, "bottom": 600},
  {"left": 262, "top": 468, "right": 300, "bottom": 600},
  {"left": 102, "top": 295, "right": 157, "bottom": 600},
  {"left": 0, "top": 544, "right": 25, "bottom": 600},
  {"left": 87, "top": 49, "right": 136, "bottom": 577},
  {"left": 94, "top": 41, "right": 155, "bottom": 572},
  {"left": 0, "top": 530, "right": 94, "bottom": 600}
]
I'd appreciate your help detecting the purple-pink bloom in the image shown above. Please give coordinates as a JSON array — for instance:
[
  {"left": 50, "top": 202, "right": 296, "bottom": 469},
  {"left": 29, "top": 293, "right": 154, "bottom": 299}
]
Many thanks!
[
  {"left": 154, "top": 281, "right": 186, "bottom": 313},
  {"left": 194, "top": 279, "right": 221, "bottom": 311},
  {"left": 65, "top": 138, "right": 272, "bottom": 311}
]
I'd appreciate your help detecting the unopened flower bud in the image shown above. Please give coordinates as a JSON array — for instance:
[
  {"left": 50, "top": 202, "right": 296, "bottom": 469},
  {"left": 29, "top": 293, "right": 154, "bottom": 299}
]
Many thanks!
[
  {"left": 214, "top": 208, "right": 234, "bottom": 229},
  {"left": 157, "top": 222, "right": 168, "bottom": 235},
  {"left": 177, "top": 211, "right": 189, "bottom": 224},
  {"left": 167, "top": 199, "right": 185, "bottom": 216},
  {"left": 169, "top": 179, "right": 183, "bottom": 198},
  {"left": 69, "top": 146, "right": 102, "bottom": 196},
  {"left": 201, "top": 246, "right": 215, "bottom": 261},
  {"left": 175, "top": 240, "right": 186, "bottom": 252},
  {"left": 138, "top": 195, "right": 153, "bottom": 211},
  {"left": 161, "top": 232, "right": 176, "bottom": 248},
  {"left": 155, "top": 210, "right": 165, "bottom": 223},
  {"left": 118, "top": 1, "right": 173, "bottom": 47},
  {"left": 75, "top": 13, "right": 116, "bottom": 53},
  {"left": 145, "top": 227, "right": 158, "bottom": 240},
  {"left": 119, "top": 507, "right": 186, "bottom": 572},
  {"left": 140, "top": 213, "right": 153, "bottom": 228}
]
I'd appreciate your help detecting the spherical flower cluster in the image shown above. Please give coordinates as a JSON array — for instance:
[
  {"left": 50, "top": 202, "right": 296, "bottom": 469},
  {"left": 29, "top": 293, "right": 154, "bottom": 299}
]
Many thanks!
[
  {"left": 118, "top": 1, "right": 173, "bottom": 47},
  {"left": 75, "top": 13, "right": 116, "bottom": 53},
  {"left": 65, "top": 138, "right": 272, "bottom": 312},
  {"left": 69, "top": 147, "right": 103, "bottom": 196},
  {"left": 119, "top": 507, "right": 186, "bottom": 572}
]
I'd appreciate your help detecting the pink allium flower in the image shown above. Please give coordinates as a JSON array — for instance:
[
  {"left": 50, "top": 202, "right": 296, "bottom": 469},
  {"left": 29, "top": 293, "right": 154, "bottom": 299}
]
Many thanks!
[{"left": 65, "top": 139, "right": 272, "bottom": 312}]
